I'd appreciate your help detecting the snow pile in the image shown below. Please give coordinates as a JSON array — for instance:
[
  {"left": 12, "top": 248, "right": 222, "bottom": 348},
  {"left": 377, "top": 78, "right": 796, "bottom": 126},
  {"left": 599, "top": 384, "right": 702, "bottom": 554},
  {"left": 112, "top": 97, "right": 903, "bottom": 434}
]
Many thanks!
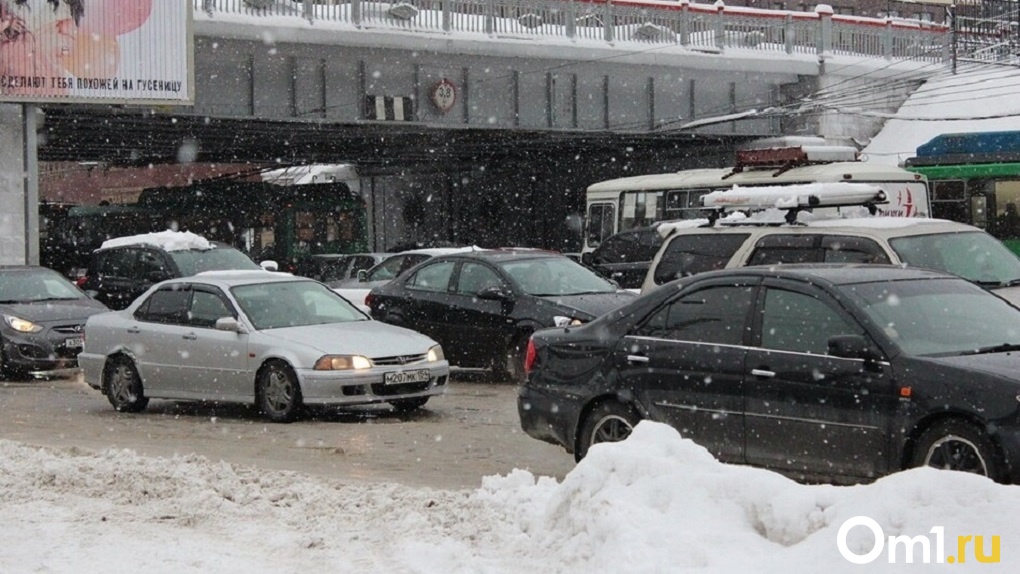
[
  {"left": 100, "top": 230, "right": 213, "bottom": 252},
  {"left": 1, "top": 422, "right": 1017, "bottom": 572}
]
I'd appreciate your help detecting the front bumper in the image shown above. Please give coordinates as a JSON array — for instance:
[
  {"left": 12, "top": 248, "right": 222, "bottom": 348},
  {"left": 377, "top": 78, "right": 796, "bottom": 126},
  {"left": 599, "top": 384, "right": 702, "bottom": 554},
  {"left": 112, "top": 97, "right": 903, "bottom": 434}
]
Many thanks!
[
  {"left": 297, "top": 362, "right": 450, "bottom": 406},
  {"left": 1, "top": 328, "right": 84, "bottom": 374}
]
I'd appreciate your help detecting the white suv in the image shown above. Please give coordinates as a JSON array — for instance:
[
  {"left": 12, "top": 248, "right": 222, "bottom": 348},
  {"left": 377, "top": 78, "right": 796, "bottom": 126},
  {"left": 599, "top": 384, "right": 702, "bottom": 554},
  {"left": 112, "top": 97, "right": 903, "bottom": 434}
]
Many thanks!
[{"left": 642, "top": 215, "right": 1020, "bottom": 306}]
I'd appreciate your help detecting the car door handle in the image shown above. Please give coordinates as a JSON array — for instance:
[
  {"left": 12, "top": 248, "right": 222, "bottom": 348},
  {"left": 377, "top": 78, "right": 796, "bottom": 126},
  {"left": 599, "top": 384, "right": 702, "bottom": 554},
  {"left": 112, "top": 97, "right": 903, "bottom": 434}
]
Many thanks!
[
  {"left": 751, "top": 368, "right": 775, "bottom": 378},
  {"left": 626, "top": 355, "right": 650, "bottom": 363},
  {"left": 126, "top": 326, "right": 140, "bottom": 334},
  {"left": 182, "top": 332, "right": 198, "bottom": 341}
]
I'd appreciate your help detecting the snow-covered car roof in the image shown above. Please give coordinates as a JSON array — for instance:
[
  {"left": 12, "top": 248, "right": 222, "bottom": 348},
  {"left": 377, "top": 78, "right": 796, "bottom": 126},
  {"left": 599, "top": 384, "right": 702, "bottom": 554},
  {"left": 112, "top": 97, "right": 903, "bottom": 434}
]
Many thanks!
[{"left": 99, "top": 230, "right": 215, "bottom": 252}]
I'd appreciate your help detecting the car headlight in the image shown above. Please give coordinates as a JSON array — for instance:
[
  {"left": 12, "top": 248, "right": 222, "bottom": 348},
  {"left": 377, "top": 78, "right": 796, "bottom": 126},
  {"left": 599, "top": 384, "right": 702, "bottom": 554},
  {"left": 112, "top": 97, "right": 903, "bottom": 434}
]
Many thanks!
[
  {"left": 426, "top": 345, "right": 444, "bottom": 362},
  {"left": 553, "top": 315, "right": 584, "bottom": 327},
  {"left": 313, "top": 355, "right": 372, "bottom": 370},
  {"left": 3, "top": 314, "right": 43, "bottom": 333}
]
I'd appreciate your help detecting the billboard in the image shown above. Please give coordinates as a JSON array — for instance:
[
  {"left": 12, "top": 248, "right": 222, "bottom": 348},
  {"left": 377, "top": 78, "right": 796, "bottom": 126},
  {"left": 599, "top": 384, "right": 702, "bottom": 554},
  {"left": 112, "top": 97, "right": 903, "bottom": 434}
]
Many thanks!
[{"left": 0, "top": 0, "right": 192, "bottom": 104}]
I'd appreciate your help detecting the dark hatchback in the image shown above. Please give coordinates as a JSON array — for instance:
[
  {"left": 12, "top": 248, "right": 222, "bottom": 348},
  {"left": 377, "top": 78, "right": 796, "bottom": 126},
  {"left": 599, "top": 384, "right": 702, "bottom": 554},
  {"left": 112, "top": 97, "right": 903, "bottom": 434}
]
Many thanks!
[
  {"left": 519, "top": 264, "right": 1020, "bottom": 485},
  {"left": 0, "top": 265, "right": 109, "bottom": 379},
  {"left": 367, "top": 249, "right": 637, "bottom": 381},
  {"left": 582, "top": 225, "right": 663, "bottom": 290},
  {"left": 79, "top": 233, "right": 262, "bottom": 311}
]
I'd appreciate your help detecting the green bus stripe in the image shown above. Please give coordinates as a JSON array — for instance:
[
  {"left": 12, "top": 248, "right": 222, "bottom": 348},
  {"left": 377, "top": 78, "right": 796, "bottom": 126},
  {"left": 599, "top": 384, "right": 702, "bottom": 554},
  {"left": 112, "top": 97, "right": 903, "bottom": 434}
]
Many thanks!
[{"left": 906, "top": 163, "right": 1020, "bottom": 180}]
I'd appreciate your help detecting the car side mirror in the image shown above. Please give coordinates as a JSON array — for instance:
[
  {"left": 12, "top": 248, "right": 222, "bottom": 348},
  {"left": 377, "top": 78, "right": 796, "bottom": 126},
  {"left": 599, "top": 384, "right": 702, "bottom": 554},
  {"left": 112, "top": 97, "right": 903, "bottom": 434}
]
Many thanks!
[
  {"left": 581, "top": 252, "right": 594, "bottom": 266},
  {"left": 215, "top": 316, "right": 248, "bottom": 334},
  {"left": 476, "top": 285, "right": 513, "bottom": 301},
  {"left": 827, "top": 334, "right": 880, "bottom": 362},
  {"left": 357, "top": 269, "right": 368, "bottom": 282},
  {"left": 260, "top": 260, "right": 279, "bottom": 272}
]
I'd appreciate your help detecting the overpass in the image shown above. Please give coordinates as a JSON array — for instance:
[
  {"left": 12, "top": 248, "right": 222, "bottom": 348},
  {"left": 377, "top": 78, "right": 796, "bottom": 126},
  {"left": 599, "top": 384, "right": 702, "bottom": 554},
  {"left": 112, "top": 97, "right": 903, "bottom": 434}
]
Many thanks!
[{"left": 2, "top": 0, "right": 949, "bottom": 263}]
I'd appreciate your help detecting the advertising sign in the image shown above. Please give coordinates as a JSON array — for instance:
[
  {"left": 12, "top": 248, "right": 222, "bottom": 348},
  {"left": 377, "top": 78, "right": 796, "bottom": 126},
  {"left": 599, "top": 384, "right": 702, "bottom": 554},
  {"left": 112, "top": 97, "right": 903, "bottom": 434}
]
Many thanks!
[{"left": 0, "top": 0, "right": 192, "bottom": 104}]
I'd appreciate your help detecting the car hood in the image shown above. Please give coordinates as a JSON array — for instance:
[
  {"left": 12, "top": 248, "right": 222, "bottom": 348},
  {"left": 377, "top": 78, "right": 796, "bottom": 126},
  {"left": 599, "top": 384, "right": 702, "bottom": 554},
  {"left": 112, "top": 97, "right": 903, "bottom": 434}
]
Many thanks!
[
  {"left": 927, "top": 352, "right": 1020, "bottom": 380},
  {"left": 538, "top": 291, "right": 638, "bottom": 317},
  {"left": 260, "top": 320, "right": 435, "bottom": 357},
  {"left": 992, "top": 285, "right": 1020, "bottom": 307},
  {"left": 0, "top": 299, "right": 108, "bottom": 323}
]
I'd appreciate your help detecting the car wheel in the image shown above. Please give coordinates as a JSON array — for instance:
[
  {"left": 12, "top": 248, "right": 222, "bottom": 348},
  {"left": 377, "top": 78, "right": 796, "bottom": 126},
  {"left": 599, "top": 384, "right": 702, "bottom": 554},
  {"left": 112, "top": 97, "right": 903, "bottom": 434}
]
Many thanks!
[
  {"left": 257, "top": 361, "right": 303, "bottom": 423},
  {"left": 103, "top": 356, "right": 149, "bottom": 413},
  {"left": 912, "top": 419, "right": 1004, "bottom": 481},
  {"left": 576, "top": 401, "right": 640, "bottom": 462},
  {"left": 389, "top": 397, "right": 429, "bottom": 412},
  {"left": 500, "top": 334, "right": 530, "bottom": 384}
]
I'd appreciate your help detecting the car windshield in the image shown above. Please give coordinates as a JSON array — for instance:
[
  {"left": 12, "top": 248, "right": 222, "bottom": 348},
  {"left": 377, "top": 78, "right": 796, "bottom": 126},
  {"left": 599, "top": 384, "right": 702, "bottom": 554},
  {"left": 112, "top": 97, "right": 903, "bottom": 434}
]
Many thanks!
[
  {"left": 169, "top": 247, "right": 261, "bottom": 276},
  {"left": 368, "top": 254, "right": 430, "bottom": 282},
  {"left": 0, "top": 268, "right": 86, "bottom": 303},
  {"left": 843, "top": 277, "right": 1020, "bottom": 357},
  {"left": 500, "top": 257, "right": 617, "bottom": 296},
  {"left": 231, "top": 280, "right": 367, "bottom": 330},
  {"left": 889, "top": 231, "right": 1020, "bottom": 287}
]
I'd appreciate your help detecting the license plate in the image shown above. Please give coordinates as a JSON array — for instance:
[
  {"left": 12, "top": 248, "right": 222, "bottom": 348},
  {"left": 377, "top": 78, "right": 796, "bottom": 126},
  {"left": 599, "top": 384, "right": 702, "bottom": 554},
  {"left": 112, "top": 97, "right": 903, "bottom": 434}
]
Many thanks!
[
  {"left": 384, "top": 369, "right": 430, "bottom": 385},
  {"left": 64, "top": 337, "right": 84, "bottom": 349}
]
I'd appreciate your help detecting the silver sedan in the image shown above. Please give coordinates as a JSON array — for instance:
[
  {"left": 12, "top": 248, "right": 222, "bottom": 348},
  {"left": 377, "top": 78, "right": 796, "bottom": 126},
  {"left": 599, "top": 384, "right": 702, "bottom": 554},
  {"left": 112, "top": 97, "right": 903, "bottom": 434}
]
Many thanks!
[{"left": 79, "top": 271, "right": 449, "bottom": 422}]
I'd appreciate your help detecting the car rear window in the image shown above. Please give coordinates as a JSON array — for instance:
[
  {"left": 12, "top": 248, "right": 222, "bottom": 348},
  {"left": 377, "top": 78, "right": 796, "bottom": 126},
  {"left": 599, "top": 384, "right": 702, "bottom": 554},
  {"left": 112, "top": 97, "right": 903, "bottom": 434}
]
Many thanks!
[
  {"left": 747, "top": 234, "right": 890, "bottom": 266},
  {"left": 169, "top": 247, "right": 260, "bottom": 276},
  {"left": 653, "top": 233, "right": 749, "bottom": 285}
]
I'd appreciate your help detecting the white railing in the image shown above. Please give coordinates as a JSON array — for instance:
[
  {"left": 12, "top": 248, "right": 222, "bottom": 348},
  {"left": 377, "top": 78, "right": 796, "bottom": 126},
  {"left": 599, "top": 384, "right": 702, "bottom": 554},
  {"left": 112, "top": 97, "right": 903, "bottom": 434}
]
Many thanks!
[{"left": 196, "top": 0, "right": 949, "bottom": 62}]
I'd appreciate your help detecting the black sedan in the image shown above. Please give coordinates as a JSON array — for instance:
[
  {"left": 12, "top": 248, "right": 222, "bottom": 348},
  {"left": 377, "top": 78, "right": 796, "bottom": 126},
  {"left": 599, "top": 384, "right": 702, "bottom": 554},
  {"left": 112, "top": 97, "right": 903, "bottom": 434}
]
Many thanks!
[
  {"left": 367, "top": 249, "right": 637, "bottom": 381},
  {"left": 519, "top": 264, "right": 1020, "bottom": 485},
  {"left": 1, "top": 265, "right": 109, "bottom": 379}
]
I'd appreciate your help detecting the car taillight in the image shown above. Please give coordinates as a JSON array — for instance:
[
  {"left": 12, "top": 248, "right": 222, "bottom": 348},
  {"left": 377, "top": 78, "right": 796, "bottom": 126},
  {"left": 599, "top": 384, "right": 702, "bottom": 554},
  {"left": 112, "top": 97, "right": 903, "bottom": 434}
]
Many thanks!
[
  {"left": 524, "top": 338, "right": 537, "bottom": 373},
  {"left": 75, "top": 276, "right": 88, "bottom": 288},
  {"left": 364, "top": 293, "right": 375, "bottom": 308}
]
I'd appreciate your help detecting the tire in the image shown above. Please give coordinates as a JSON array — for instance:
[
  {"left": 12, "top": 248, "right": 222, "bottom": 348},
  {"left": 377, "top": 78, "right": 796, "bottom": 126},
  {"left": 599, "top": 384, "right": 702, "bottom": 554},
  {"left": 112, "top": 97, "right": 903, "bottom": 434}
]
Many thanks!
[
  {"left": 911, "top": 419, "right": 1004, "bottom": 482},
  {"left": 497, "top": 334, "right": 530, "bottom": 384},
  {"left": 257, "top": 362, "right": 303, "bottom": 423},
  {"left": 103, "top": 356, "right": 149, "bottom": 413},
  {"left": 576, "top": 401, "right": 641, "bottom": 462},
  {"left": 389, "top": 397, "right": 429, "bottom": 412}
]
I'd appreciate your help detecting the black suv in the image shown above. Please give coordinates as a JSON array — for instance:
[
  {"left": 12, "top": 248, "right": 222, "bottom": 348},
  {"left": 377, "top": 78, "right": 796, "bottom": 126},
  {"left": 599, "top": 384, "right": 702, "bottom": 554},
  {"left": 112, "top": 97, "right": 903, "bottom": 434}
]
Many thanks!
[
  {"left": 78, "top": 232, "right": 263, "bottom": 310},
  {"left": 582, "top": 225, "right": 663, "bottom": 289}
]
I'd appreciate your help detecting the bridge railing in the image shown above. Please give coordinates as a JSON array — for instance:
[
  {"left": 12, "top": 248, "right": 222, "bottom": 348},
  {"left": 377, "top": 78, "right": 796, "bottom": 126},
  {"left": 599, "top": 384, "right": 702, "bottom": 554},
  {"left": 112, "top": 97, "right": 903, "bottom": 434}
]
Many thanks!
[{"left": 197, "top": 0, "right": 948, "bottom": 62}]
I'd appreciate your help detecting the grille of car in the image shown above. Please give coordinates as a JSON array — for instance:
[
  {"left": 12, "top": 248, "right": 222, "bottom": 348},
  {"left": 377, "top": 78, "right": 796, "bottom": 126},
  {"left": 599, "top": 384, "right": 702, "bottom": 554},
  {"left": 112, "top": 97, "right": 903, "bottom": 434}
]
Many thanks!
[
  {"left": 52, "top": 324, "right": 84, "bottom": 335},
  {"left": 372, "top": 353, "right": 427, "bottom": 366}
]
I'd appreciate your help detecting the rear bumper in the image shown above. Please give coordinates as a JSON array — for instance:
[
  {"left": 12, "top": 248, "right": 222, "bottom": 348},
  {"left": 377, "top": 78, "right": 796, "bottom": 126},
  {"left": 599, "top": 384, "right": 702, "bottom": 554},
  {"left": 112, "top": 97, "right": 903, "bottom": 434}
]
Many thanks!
[{"left": 517, "top": 384, "right": 577, "bottom": 455}]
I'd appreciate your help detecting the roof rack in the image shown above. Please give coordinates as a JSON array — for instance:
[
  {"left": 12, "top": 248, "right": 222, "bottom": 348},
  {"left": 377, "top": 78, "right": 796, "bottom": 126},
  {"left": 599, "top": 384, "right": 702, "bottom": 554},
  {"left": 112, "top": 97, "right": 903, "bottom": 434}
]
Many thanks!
[
  {"left": 701, "top": 182, "right": 888, "bottom": 226},
  {"left": 723, "top": 145, "right": 860, "bottom": 178}
]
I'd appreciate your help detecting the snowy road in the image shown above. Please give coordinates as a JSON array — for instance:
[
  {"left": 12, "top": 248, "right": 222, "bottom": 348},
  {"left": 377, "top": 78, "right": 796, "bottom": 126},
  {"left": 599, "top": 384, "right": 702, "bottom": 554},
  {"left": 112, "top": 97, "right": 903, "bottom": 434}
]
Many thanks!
[{"left": 0, "top": 373, "right": 575, "bottom": 490}]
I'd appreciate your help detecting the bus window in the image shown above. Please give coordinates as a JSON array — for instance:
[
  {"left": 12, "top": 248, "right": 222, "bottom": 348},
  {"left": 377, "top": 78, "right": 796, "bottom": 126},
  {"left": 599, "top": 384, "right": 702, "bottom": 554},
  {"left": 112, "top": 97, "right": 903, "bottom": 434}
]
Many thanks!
[
  {"left": 622, "top": 192, "right": 658, "bottom": 231},
  {"left": 586, "top": 203, "right": 616, "bottom": 249},
  {"left": 664, "top": 189, "right": 711, "bottom": 220}
]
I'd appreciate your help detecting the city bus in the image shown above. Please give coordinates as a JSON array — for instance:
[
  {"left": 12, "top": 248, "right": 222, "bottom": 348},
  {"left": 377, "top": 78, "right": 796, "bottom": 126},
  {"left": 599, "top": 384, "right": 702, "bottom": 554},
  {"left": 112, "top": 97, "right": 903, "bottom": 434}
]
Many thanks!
[
  {"left": 583, "top": 140, "right": 930, "bottom": 254},
  {"left": 904, "top": 130, "right": 1020, "bottom": 254}
]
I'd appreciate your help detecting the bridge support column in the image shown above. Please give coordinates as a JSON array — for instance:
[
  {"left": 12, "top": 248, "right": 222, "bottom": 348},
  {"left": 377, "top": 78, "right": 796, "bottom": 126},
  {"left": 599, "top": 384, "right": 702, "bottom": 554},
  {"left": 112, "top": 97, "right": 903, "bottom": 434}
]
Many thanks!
[{"left": 0, "top": 104, "right": 39, "bottom": 265}]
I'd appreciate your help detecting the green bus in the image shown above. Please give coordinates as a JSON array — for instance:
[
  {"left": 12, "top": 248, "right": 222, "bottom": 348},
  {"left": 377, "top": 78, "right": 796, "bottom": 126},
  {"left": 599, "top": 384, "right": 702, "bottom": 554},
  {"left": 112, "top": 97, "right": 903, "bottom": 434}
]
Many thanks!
[
  {"left": 905, "top": 131, "right": 1020, "bottom": 255},
  {"left": 42, "top": 179, "right": 369, "bottom": 278}
]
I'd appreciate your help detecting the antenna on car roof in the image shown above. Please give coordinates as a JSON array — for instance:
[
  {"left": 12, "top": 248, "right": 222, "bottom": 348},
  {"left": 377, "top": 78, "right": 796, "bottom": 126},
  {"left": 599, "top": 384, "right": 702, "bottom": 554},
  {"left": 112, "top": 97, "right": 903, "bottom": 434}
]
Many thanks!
[{"left": 700, "top": 182, "right": 888, "bottom": 227}]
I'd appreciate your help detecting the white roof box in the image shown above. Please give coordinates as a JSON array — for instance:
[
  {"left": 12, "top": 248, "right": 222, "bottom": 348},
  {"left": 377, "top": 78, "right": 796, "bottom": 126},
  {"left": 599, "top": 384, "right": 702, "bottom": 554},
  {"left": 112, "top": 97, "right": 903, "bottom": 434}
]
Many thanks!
[{"left": 702, "top": 182, "right": 887, "bottom": 211}]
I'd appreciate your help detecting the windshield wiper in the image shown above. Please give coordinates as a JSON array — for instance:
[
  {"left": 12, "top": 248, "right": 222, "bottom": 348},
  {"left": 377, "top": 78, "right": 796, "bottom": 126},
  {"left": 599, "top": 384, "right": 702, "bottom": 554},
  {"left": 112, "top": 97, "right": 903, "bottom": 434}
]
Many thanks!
[{"left": 959, "top": 343, "right": 1020, "bottom": 356}]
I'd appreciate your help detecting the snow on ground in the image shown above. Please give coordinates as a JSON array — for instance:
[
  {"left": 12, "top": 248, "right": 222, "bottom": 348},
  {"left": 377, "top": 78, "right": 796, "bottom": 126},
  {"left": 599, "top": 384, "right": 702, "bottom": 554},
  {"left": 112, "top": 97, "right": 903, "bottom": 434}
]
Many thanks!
[
  {"left": 863, "top": 63, "right": 1020, "bottom": 166},
  {"left": 2, "top": 421, "right": 1016, "bottom": 573}
]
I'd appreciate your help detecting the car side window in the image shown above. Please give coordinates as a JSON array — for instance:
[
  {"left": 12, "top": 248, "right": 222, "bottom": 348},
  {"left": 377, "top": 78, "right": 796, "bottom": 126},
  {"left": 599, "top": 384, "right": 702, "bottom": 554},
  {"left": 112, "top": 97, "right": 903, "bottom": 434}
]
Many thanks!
[
  {"left": 634, "top": 285, "right": 754, "bottom": 345},
  {"left": 653, "top": 234, "right": 749, "bottom": 285},
  {"left": 189, "top": 288, "right": 235, "bottom": 328},
  {"left": 135, "top": 286, "right": 191, "bottom": 325},
  {"left": 821, "top": 236, "right": 891, "bottom": 264},
  {"left": 456, "top": 262, "right": 503, "bottom": 295},
  {"left": 407, "top": 261, "right": 455, "bottom": 292},
  {"left": 759, "top": 288, "right": 861, "bottom": 355}
]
